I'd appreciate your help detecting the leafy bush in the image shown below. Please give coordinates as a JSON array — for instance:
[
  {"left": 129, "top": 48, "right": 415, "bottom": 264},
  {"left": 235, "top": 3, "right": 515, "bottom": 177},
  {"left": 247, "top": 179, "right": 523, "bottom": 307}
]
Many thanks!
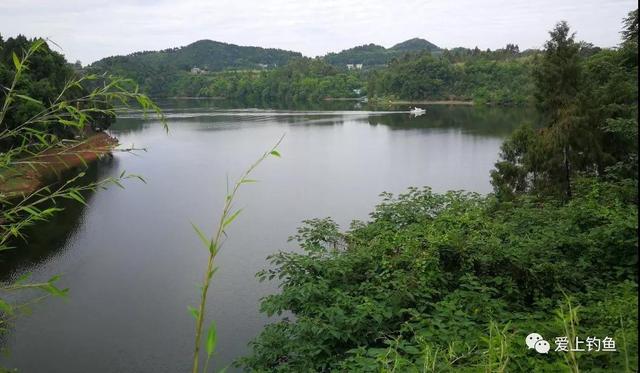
[{"left": 239, "top": 181, "right": 637, "bottom": 371}]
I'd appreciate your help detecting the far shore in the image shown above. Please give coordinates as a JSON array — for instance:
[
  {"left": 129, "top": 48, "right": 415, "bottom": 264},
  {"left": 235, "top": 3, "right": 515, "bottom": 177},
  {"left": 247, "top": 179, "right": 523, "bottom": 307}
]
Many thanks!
[{"left": 162, "top": 96, "right": 476, "bottom": 106}]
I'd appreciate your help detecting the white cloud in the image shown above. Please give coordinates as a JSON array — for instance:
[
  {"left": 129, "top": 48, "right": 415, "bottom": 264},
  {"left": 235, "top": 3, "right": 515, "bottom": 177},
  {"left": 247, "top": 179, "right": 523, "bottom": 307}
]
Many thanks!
[{"left": 0, "top": 0, "right": 635, "bottom": 64}]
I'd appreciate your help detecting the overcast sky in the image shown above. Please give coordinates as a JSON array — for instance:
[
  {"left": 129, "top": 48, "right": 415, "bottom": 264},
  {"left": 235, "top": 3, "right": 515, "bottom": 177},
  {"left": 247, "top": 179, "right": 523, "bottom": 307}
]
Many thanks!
[{"left": 0, "top": 0, "right": 636, "bottom": 65}]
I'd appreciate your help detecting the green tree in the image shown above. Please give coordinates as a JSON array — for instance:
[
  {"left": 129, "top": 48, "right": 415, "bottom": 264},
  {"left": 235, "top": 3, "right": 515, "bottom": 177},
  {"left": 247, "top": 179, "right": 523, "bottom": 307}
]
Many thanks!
[
  {"left": 491, "top": 14, "right": 638, "bottom": 200},
  {"left": 532, "top": 21, "right": 582, "bottom": 199}
]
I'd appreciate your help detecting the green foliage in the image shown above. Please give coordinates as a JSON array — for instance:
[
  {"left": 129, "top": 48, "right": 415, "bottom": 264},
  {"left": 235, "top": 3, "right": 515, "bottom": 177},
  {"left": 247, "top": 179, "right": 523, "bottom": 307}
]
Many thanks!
[
  {"left": 367, "top": 50, "right": 535, "bottom": 105},
  {"left": 491, "top": 18, "right": 638, "bottom": 200},
  {"left": 240, "top": 16, "right": 638, "bottom": 371},
  {"left": 0, "top": 35, "right": 80, "bottom": 148},
  {"left": 532, "top": 21, "right": 582, "bottom": 125},
  {"left": 88, "top": 39, "right": 302, "bottom": 96},
  {"left": 196, "top": 58, "right": 365, "bottom": 103},
  {"left": 239, "top": 182, "right": 637, "bottom": 372}
]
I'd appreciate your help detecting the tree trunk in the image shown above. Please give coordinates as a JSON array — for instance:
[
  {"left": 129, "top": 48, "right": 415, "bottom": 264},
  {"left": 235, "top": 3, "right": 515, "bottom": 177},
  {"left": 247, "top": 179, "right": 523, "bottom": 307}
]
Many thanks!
[{"left": 563, "top": 144, "right": 572, "bottom": 200}]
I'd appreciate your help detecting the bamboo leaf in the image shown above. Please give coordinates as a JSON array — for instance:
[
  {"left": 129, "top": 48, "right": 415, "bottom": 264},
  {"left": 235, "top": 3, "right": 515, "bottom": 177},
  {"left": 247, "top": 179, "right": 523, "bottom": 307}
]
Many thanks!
[
  {"left": 190, "top": 222, "right": 211, "bottom": 249},
  {"left": 187, "top": 306, "right": 199, "bottom": 320},
  {"left": 12, "top": 52, "right": 21, "bottom": 70},
  {"left": 67, "top": 190, "right": 87, "bottom": 206},
  {"left": 223, "top": 209, "right": 243, "bottom": 228},
  {"left": 15, "top": 94, "right": 42, "bottom": 105},
  {"left": 206, "top": 321, "right": 218, "bottom": 357}
]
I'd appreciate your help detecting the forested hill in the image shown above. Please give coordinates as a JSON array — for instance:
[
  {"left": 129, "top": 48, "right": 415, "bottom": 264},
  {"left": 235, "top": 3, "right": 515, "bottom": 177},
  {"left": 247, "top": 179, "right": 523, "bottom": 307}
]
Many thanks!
[
  {"left": 86, "top": 40, "right": 302, "bottom": 95},
  {"left": 323, "top": 38, "right": 441, "bottom": 67},
  {"left": 390, "top": 38, "right": 440, "bottom": 52},
  {"left": 90, "top": 39, "right": 302, "bottom": 71}
]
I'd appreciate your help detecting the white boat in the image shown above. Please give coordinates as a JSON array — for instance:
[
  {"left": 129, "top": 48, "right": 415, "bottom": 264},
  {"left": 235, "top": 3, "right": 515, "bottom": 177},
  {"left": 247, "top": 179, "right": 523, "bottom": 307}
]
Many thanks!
[{"left": 409, "top": 107, "right": 426, "bottom": 116}]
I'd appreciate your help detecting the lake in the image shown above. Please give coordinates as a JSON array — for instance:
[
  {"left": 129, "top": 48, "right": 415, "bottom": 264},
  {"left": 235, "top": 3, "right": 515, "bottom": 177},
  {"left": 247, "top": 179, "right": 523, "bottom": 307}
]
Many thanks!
[{"left": 0, "top": 101, "right": 535, "bottom": 372}]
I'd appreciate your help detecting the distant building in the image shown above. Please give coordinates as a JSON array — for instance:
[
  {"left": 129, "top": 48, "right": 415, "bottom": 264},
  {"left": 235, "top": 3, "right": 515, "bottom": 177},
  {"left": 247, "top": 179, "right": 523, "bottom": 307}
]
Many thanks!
[
  {"left": 190, "top": 67, "right": 206, "bottom": 74},
  {"left": 346, "top": 64, "right": 363, "bottom": 70},
  {"left": 257, "top": 63, "right": 269, "bottom": 69}
]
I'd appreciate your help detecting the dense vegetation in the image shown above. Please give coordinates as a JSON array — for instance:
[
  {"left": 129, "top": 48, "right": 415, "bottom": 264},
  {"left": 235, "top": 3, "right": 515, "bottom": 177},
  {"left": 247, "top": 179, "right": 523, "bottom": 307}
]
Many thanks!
[
  {"left": 199, "top": 58, "right": 364, "bottom": 103},
  {"left": 366, "top": 47, "right": 536, "bottom": 105},
  {"left": 239, "top": 11, "right": 638, "bottom": 372},
  {"left": 85, "top": 36, "right": 543, "bottom": 105},
  {"left": 86, "top": 38, "right": 440, "bottom": 100},
  {"left": 0, "top": 35, "right": 78, "bottom": 150},
  {"left": 491, "top": 18, "right": 638, "bottom": 200},
  {"left": 87, "top": 40, "right": 302, "bottom": 96},
  {"left": 0, "top": 34, "right": 122, "bottom": 151},
  {"left": 323, "top": 38, "right": 441, "bottom": 67},
  {"left": 156, "top": 58, "right": 365, "bottom": 104}
]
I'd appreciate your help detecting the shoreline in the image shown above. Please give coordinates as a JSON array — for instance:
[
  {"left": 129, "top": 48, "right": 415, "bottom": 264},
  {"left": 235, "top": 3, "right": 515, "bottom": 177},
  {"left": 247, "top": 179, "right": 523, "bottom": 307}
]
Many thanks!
[
  {"left": 160, "top": 96, "right": 475, "bottom": 106},
  {"left": 0, "top": 132, "right": 118, "bottom": 198},
  {"left": 383, "top": 99, "right": 475, "bottom": 106}
]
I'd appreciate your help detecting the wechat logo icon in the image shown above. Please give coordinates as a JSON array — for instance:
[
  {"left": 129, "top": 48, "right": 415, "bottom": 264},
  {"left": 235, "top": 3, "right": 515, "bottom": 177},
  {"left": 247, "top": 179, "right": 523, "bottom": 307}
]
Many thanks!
[{"left": 526, "top": 333, "right": 550, "bottom": 354}]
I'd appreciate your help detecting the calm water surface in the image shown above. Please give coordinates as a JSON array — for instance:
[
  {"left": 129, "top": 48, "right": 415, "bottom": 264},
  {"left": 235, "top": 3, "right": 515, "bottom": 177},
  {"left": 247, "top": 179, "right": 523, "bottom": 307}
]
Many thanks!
[{"left": 0, "top": 101, "right": 534, "bottom": 372}]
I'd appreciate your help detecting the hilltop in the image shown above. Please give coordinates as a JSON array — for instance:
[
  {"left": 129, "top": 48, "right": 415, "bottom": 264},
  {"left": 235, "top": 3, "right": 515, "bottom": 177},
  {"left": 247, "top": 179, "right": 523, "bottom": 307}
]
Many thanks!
[
  {"left": 87, "top": 40, "right": 302, "bottom": 95},
  {"left": 323, "top": 38, "right": 441, "bottom": 67},
  {"left": 90, "top": 39, "right": 302, "bottom": 71}
]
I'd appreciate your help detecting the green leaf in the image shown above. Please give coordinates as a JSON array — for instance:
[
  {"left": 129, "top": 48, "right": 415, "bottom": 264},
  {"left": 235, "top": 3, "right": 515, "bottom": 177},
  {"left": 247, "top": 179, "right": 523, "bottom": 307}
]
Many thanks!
[
  {"left": 206, "top": 321, "right": 218, "bottom": 357},
  {"left": 240, "top": 179, "right": 259, "bottom": 184},
  {"left": 190, "top": 222, "right": 211, "bottom": 249},
  {"left": 15, "top": 94, "right": 42, "bottom": 105},
  {"left": 269, "top": 150, "right": 281, "bottom": 158},
  {"left": 12, "top": 52, "right": 20, "bottom": 70},
  {"left": 0, "top": 299, "right": 14, "bottom": 316},
  {"left": 187, "top": 306, "right": 199, "bottom": 320},
  {"left": 67, "top": 190, "right": 87, "bottom": 205},
  {"left": 42, "top": 283, "right": 69, "bottom": 297},
  {"left": 223, "top": 209, "right": 243, "bottom": 228}
]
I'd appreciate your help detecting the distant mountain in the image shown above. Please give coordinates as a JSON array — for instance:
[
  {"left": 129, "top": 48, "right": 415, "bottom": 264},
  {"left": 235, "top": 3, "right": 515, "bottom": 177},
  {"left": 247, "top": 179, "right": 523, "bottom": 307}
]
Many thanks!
[
  {"left": 87, "top": 40, "right": 302, "bottom": 95},
  {"left": 86, "top": 38, "right": 441, "bottom": 96},
  {"left": 323, "top": 38, "right": 440, "bottom": 67},
  {"left": 91, "top": 39, "right": 302, "bottom": 72}
]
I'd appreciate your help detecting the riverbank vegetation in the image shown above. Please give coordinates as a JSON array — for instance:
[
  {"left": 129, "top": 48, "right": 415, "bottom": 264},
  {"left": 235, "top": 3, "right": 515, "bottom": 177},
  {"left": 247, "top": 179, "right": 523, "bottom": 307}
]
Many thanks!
[{"left": 239, "top": 12, "right": 638, "bottom": 372}]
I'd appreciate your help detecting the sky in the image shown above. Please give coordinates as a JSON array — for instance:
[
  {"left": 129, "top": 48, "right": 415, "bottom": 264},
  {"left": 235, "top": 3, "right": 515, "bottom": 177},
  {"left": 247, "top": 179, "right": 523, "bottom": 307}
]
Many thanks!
[{"left": 0, "top": 0, "right": 636, "bottom": 65}]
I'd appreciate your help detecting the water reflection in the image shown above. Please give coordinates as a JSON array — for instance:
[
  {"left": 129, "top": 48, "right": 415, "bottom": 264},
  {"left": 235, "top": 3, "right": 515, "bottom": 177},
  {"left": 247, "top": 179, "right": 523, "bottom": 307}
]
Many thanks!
[
  {"left": 369, "top": 106, "right": 538, "bottom": 136},
  {"left": 0, "top": 158, "right": 118, "bottom": 281}
]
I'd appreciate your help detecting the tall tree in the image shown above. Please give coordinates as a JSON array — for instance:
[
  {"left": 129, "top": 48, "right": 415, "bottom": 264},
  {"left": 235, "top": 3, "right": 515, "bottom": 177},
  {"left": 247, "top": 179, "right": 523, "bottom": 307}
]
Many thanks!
[
  {"left": 492, "top": 13, "right": 638, "bottom": 200},
  {"left": 532, "top": 21, "right": 582, "bottom": 199}
]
